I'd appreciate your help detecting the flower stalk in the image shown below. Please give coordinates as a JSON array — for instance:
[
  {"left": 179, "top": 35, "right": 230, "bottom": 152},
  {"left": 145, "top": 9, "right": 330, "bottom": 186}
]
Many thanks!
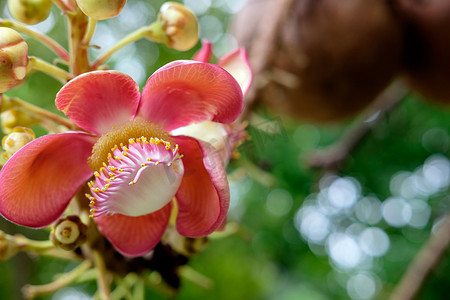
[
  {"left": 51, "top": 0, "right": 75, "bottom": 11},
  {"left": 0, "top": 18, "right": 70, "bottom": 61},
  {"left": 82, "top": 17, "right": 97, "bottom": 46},
  {"left": 22, "top": 260, "right": 92, "bottom": 299},
  {"left": 27, "top": 56, "right": 73, "bottom": 84},
  {"left": 92, "top": 23, "right": 163, "bottom": 68},
  {"left": 67, "top": 8, "right": 90, "bottom": 75},
  {"left": 7, "top": 96, "right": 76, "bottom": 130},
  {"left": 92, "top": 250, "right": 111, "bottom": 300}
]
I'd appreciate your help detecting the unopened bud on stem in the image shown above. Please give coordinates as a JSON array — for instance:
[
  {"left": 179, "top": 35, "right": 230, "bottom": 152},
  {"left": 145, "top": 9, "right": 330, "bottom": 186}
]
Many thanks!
[
  {"left": 0, "top": 28, "right": 28, "bottom": 93},
  {"left": 50, "top": 215, "right": 88, "bottom": 251},
  {"left": 76, "top": 0, "right": 127, "bottom": 20},
  {"left": 2, "top": 127, "right": 35, "bottom": 159},
  {"left": 156, "top": 2, "right": 198, "bottom": 51},
  {"left": 7, "top": 0, "right": 53, "bottom": 25}
]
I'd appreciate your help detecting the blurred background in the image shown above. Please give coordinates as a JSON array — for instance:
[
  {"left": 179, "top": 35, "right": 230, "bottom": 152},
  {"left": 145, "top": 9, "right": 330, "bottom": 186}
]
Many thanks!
[{"left": 1, "top": 0, "right": 450, "bottom": 299}]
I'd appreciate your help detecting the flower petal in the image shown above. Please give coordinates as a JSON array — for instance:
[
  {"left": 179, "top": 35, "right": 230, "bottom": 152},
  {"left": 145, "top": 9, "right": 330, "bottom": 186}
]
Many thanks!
[
  {"left": 56, "top": 71, "right": 140, "bottom": 135},
  {"left": 138, "top": 60, "right": 243, "bottom": 131},
  {"left": 193, "top": 39, "right": 212, "bottom": 62},
  {"left": 219, "top": 48, "right": 253, "bottom": 96},
  {"left": 94, "top": 203, "right": 172, "bottom": 257},
  {"left": 0, "top": 132, "right": 96, "bottom": 228},
  {"left": 174, "top": 136, "right": 229, "bottom": 237}
]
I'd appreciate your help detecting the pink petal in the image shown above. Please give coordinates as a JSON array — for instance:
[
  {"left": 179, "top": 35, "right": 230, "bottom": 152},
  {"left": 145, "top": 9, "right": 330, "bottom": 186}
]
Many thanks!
[
  {"left": 219, "top": 48, "right": 253, "bottom": 96},
  {"left": 138, "top": 60, "right": 243, "bottom": 131},
  {"left": 192, "top": 39, "right": 212, "bottom": 62},
  {"left": 94, "top": 203, "right": 172, "bottom": 257},
  {"left": 174, "top": 136, "right": 229, "bottom": 237},
  {"left": 0, "top": 132, "right": 96, "bottom": 228},
  {"left": 56, "top": 71, "right": 140, "bottom": 135}
]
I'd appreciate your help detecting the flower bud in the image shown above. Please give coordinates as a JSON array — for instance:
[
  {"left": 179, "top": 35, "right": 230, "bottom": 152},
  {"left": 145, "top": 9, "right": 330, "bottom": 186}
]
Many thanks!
[
  {"left": 2, "top": 127, "right": 35, "bottom": 159},
  {"left": 76, "top": 0, "right": 127, "bottom": 20},
  {"left": 0, "top": 28, "right": 28, "bottom": 93},
  {"left": 0, "top": 108, "right": 41, "bottom": 134},
  {"left": 7, "top": 0, "right": 53, "bottom": 25},
  {"left": 158, "top": 2, "right": 198, "bottom": 51},
  {"left": 0, "top": 231, "right": 20, "bottom": 262},
  {"left": 50, "top": 215, "right": 88, "bottom": 251}
]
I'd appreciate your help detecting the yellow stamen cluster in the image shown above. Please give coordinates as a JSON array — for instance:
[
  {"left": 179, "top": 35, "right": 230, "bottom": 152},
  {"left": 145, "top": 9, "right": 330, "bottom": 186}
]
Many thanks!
[{"left": 88, "top": 119, "right": 171, "bottom": 171}]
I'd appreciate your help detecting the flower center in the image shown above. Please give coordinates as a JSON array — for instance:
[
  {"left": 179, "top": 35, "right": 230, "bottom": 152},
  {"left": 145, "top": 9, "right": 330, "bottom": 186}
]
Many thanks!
[{"left": 86, "top": 119, "right": 184, "bottom": 218}]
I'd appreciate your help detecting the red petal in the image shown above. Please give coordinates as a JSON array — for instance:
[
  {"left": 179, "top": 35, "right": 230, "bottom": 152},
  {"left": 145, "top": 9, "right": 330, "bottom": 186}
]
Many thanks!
[
  {"left": 193, "top": 39, "right": 212, "bottom": 62},
  {"left": 0, "top": 132, "right": 96, "bottom": 228},
  {"left": 174, "top": 136, "right": 229, "bottom": 237},
  {"left": 219, "top": 48, "right": 253, "bottom": 96},
  {"left": 56, "top": 71, "right": 140, "bottom": 135},
  {"left": 94, "top": 203, "right": 172, "bottom": 257},
  {"left": 138, "top": 60, "right": 243, "bottom": 131}
]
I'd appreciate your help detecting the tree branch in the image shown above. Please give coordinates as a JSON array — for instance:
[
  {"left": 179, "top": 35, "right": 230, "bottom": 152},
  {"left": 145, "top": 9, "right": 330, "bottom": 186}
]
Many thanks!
[{"left": 389, "top": 213, "right": 450, "bottom": 300}]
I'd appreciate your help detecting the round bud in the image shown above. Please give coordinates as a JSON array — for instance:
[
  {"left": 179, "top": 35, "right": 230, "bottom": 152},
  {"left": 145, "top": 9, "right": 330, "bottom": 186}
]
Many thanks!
[
  {"left": 2, "top": 127, "right": 35, "bottom": 159},
  {"left": 159, "top": 2, "right": 199, "bottom": 51},
  {"left": 76, "top": 0, "right": 127, "bottom": 20},
  {"left": 0, "top": 28, "right": 28, "bottom": 93},
  {"left": 7, "top": 0, "right": 53, "bottom": 25},
  {"left": 50, "top": 215, "right": 88, "bottom": 251}
]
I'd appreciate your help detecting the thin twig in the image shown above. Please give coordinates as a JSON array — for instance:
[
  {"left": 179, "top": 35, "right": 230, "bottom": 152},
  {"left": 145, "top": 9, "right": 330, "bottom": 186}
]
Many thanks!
[
  {"left": 9, "top": 97, "right": 77, "bottom": 130},
  {"left": 22, "top": 260, "right": 92, "bottom": 299},
  {"left": 92, "top": 250, "right": 111, "bottom": 300},
  {"left": 307, "top": 80, "right": 409, "bottom": 170},
  {"left": 0, "top": 18, "right": 69, "bottom": 61},
  {"left": 389, "top": 213, "right": 450, "bottom": 300}
]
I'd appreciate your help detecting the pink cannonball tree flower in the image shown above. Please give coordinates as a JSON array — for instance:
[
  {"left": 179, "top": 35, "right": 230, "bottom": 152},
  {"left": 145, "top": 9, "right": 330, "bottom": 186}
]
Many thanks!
[
  {"left": 0, "top": 60, "right": 246, "bottom": 257},
  {"left": 172, "top": 40, "right": 252, "bottom": 165}
]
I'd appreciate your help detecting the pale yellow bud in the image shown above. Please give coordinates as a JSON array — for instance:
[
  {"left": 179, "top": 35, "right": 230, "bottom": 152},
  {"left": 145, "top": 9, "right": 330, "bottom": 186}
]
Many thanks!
[
  {"left": 159, "top": 2, "right": 198, "bottom": 51},
  {"left": 7, "top": 0, "right": 53, "bottom": 25},
  {"left": 0, "top": 231, "right": 20, "bottom": 262},
  {"left": 0, "top": 108, "right": 41, "bottom": 134},
  {"left": 0, "top": 28, "right": 28, "bottom": 93},
  {"left": 76, "top": 0, "right": 127, "bottom": 20},
  {"left": 50, "top": 215, "right": 87, "bottom": 251},
  {"left": 2, "top": 127, "right": 35, "bottom": 158}
]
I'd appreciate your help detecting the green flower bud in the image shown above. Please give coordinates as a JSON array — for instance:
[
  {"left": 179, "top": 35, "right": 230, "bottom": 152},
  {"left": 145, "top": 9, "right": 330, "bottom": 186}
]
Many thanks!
[
  {"left": 7, "top": 0, "right": 53, "bottom": 25},
  {"left": 158, "top": 2, "right": 198, "bottom": 51},
  {"left": 2, "top": 127, "right": 35, "bottom": 159},
  {"left": 0, "top": 28, "right": 28, "bottom": 93},
  {"left": 76, "top": 0, "right": 127, "bottom": 20},
  {"left": 50, "top": 215, "right": 88, "bottom": 251}
]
